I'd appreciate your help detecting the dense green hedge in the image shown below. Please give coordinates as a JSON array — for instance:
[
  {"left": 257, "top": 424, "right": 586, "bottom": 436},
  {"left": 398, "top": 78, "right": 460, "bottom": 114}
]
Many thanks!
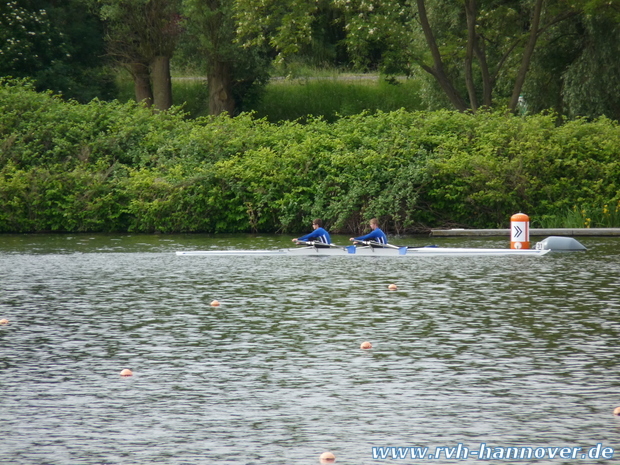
[{"left": 1, "top": 79, "right": 619, "bottom": 234}]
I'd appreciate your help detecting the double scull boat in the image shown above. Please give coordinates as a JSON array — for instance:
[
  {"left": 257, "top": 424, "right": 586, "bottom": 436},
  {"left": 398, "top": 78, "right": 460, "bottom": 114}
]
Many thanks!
[{"left": 175, "top": 237, "right": 586, "bottom": 257}]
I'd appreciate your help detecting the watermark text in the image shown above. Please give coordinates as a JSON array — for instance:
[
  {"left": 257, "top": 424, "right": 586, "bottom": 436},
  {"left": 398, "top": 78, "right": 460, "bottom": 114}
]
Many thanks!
[{"left": 371, "top": 443, "right": 614, "bottom": 461}]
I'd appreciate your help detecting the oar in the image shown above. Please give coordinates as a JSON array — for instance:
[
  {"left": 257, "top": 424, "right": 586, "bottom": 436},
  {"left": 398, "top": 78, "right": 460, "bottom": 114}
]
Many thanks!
[
  {"left": 354, "top": 240, "right": 408, "bottom": 255},
  {"left": 328, "top": 243, "right": 357, "bottom": 253},
  {"left": 339, "top": 244, "right": 357, "bottom": 254},
  {"left": 361, "top": 240, "right": 438, "bottom": 250},
  {"left": 296, "top": 240, "right": 356, "bottom": 253},
  {"left": 295, "top": 240, "right": 324, "bottom": 248}
]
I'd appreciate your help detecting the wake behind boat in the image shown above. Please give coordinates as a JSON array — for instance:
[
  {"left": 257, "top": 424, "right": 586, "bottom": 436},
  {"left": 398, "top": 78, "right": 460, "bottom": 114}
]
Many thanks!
[{"left": 175, "top": 237, "right": 586, "bottom": 257}]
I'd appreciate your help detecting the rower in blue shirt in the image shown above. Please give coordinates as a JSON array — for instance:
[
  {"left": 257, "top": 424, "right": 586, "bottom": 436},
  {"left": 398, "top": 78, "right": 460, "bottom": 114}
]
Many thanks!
[
  {"left": 349, "top": 218, "right": 388, "bottom": 245},
  {"left": 293, "top": 219, "right": 331, "bottom": 247}
]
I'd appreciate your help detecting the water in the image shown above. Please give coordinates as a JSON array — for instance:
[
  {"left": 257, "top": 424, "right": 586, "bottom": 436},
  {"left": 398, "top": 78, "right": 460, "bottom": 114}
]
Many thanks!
[{"left": 1, "top": 234, "right": 620, "bottom": 465}]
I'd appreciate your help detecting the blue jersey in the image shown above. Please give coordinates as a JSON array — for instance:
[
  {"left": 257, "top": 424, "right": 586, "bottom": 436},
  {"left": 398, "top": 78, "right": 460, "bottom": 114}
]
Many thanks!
[
  {"left": 298, "top": 227, "right": 331, "bottom": 244},
  {"left": 353, "top": 228, "right": 388, "bottom": 244}
]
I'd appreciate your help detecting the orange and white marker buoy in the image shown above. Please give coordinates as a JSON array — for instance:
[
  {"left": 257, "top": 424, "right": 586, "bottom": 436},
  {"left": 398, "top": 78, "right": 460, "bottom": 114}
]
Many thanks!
[
  {"left": 120, "top": 369, "right": 133, "bottom": 377},
  {"left": 613, "top": 406, "right": 620, "bottom": 416},
  {"left": 0, "top": 319, "right": 9, "bottom": 325},
  {"left": 210, "top": 300, "right": 220, "bottom": 307},
  {"left": 388, "top": 284, "right": 398, "bottom": 290},
  {"left": 360, "top": 341, "right": 372, "bottom": 349},
  {"left": 319, "top": 451, "right": 336, "bottom": 463},
  {"left": 510, "top": 213, "right": 530, "bottom": 249}
]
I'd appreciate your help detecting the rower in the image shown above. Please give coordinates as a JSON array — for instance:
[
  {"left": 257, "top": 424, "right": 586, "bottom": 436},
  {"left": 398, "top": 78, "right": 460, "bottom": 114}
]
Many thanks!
[
  {"left": 292, "top": 219, "right": 332, "bottom": 248},
  {"left": 349, "top": 218, "right": 388, "bottom": 247}
]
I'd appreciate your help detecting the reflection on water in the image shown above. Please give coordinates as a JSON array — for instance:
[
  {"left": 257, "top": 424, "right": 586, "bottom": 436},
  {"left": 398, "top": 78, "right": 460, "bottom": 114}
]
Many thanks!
[{"left": 1, "top": 234, "right": 620, "bottom": 464}]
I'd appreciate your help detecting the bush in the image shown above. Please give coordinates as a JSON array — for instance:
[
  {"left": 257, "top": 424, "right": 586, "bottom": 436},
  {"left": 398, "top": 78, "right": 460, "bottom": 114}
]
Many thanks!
[{"left": 2, "top": 79, "right": 620, "bottom": 233}]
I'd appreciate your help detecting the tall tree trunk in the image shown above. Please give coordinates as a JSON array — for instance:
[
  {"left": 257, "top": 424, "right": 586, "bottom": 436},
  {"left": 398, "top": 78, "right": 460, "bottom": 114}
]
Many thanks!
[
  {"left": 416, "top": 0, "right": 468, "bottom": 111},
  {"left": 509, "top": 0, "right": 544, "bottom": 112},
  {"left": 128, "top": 62, "right": 153, "bottom": 107},
  {"left": 151, "top": 55, "right": 173, "bottom": 111},
  {"left": 464, "top": 0, "right": 494, "bottom": 107},
  {"left": 474, "top": 43, "right": 493, "bottom": 107},
  {"left": 207, "top": 60, "right": 235, "bottom": 116},
  {"left": 464, "top": 0, "right": 478, "bottom": 111}
]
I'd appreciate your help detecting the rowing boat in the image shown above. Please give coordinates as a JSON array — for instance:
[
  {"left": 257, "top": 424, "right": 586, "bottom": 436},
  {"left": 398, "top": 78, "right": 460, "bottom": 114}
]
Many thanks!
[
  {"left": 175, "top": 246, "right": 550, "bottom": 257},
  {"left": 175, "top": 237, "right": 586, "bottom": 257}
]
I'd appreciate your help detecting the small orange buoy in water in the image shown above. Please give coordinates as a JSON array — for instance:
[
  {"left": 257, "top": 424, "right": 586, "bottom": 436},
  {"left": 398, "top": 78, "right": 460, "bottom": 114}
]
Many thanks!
[
  {"left": 120, "top": 369, "right": 133, "bottom": 377},
  {"left": 0, "top": 319, "right": 9, "bottom": 325},
  {"left": 319, "top": 451, "right": 336, "bottom": 463},
  {"left": 388, "top": 284, "right": 398, "bottom": 290},
  {"left": 360, "top": 341, "right": 372, "bottom": 349},
  {"left": 210, "top": 300, "right": 220, "bottom": 307},
  {"left": 613, "top": 406, "right": 620, "bottom": 416}
]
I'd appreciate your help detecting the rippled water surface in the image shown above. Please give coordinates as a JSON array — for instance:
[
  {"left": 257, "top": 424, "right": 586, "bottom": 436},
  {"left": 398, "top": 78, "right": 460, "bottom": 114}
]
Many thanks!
[{"left": 1, "top": 234, "right": 620, "bottom": 465}]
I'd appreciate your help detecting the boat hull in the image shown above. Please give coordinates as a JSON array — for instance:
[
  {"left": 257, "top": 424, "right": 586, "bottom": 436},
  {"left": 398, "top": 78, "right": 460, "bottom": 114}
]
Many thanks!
[{"left": 175, "top": 246, "right": 551, "bottom": 257}]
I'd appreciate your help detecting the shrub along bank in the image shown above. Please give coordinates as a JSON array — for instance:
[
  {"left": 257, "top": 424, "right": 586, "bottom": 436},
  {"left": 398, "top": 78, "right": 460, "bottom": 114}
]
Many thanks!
[{"left": 1, "top": 79, "right": 619, "bottom": 234}]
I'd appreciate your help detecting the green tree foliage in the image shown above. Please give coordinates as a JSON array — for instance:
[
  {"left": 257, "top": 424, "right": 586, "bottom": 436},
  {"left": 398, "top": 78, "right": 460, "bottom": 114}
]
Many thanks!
[
  {"left": 234, "top": 0, "right": 350, "bottom": 76},
  {"left": 235, "top": 0, "right": 620, "bottom": 117},
  {"left": 333, "top": 0, "right": 584, "bottom": 113},
  {"left": 2, "top": 79, "right": 620, "bottom": 233},
  {"left": 0, "top": 2, "right": 64, "bottom": 77},
  {"left": 0, "top": 0, "right": 115, "bottom": 102},
  {"left": 522, "top": 9, "right": 620, "bottom": 120},
  {"left": 561, "top": 14, "right": 620, "bottom": 120}
]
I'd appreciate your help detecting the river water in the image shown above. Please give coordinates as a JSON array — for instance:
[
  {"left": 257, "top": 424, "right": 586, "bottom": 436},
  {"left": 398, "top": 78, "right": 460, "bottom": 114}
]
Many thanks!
[{"left": 1, "top": 234, "right": 619, "bottom": 465}]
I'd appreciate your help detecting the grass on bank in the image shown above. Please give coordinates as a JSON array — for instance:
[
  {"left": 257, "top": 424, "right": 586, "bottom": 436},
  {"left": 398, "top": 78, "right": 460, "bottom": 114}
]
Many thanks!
[
  {"left": 116, "top": 72, "right": 425, "bottom": 122},
  {"left": 252, "top": 77, "right": 423, "bottom": 122}
]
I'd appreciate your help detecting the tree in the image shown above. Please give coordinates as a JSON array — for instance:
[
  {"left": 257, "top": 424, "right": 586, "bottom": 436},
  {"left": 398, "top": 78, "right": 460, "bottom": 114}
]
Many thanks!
[
  {"left": 97, "top": 0, "right": 181, "bottom": 110},
  {"left": 180, "top": 0, "right": 271, "bottom": 116},
  {"left": 235, "top": 0, "right": 590, "bottom": 113},
  {"left": 0, "top": 0, "right": 116, "bottom": 102},
  {"left": 523, "top": 11, "right": 620, "bottom": 120},
  {"left": 561, "top": 14, "right": 620, "bottom": 120},
  {"left": 340, "top": 0, "right": 586, "bottom": 113},
  {"left": 491, "top": 0, "right": 620, "bottom": 120}
]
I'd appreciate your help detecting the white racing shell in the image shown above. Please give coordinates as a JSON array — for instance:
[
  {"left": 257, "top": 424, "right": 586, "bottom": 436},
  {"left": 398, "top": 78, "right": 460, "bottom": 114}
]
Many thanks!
[{"left": 175, "top": 246, "right": 552, "bottom": 257}]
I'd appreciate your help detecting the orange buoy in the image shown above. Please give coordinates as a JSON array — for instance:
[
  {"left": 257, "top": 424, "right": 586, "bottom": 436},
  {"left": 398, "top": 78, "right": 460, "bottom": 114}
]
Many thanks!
[
  {"left": 510, "top": 212, "right": 530, "bottom": 249},
  {"left": 210, "top": 300, "right": 220, "bottom": 307},
  {"left": 120, "top": 369, "right": 133, "bottom": 377},
  {"left": 319, "top": 451, "right": 336, "bottom": 463},
  {"left": 360, "top": 341, "right": 372, "bottom": 349},
  {"left": 613, "top": 406, "right": 620, "bottom": 416},
  {"left": 0, "top": 319, "right": 9, "bottom": 325},
  {"left": 388, "top": 284, "right": 398, "bottom": 290}
]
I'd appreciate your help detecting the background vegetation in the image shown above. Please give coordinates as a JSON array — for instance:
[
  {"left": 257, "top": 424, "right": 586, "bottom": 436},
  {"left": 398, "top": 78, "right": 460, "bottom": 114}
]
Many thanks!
[
  {"left": 2, "top": 2, "right": 620, "bottom": 235},
  {"left": 3, "top": 1, "right": 620, "bottom": 120},
  {"left": 2, "top": 79, "right": 619, "bottom": 234}
]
